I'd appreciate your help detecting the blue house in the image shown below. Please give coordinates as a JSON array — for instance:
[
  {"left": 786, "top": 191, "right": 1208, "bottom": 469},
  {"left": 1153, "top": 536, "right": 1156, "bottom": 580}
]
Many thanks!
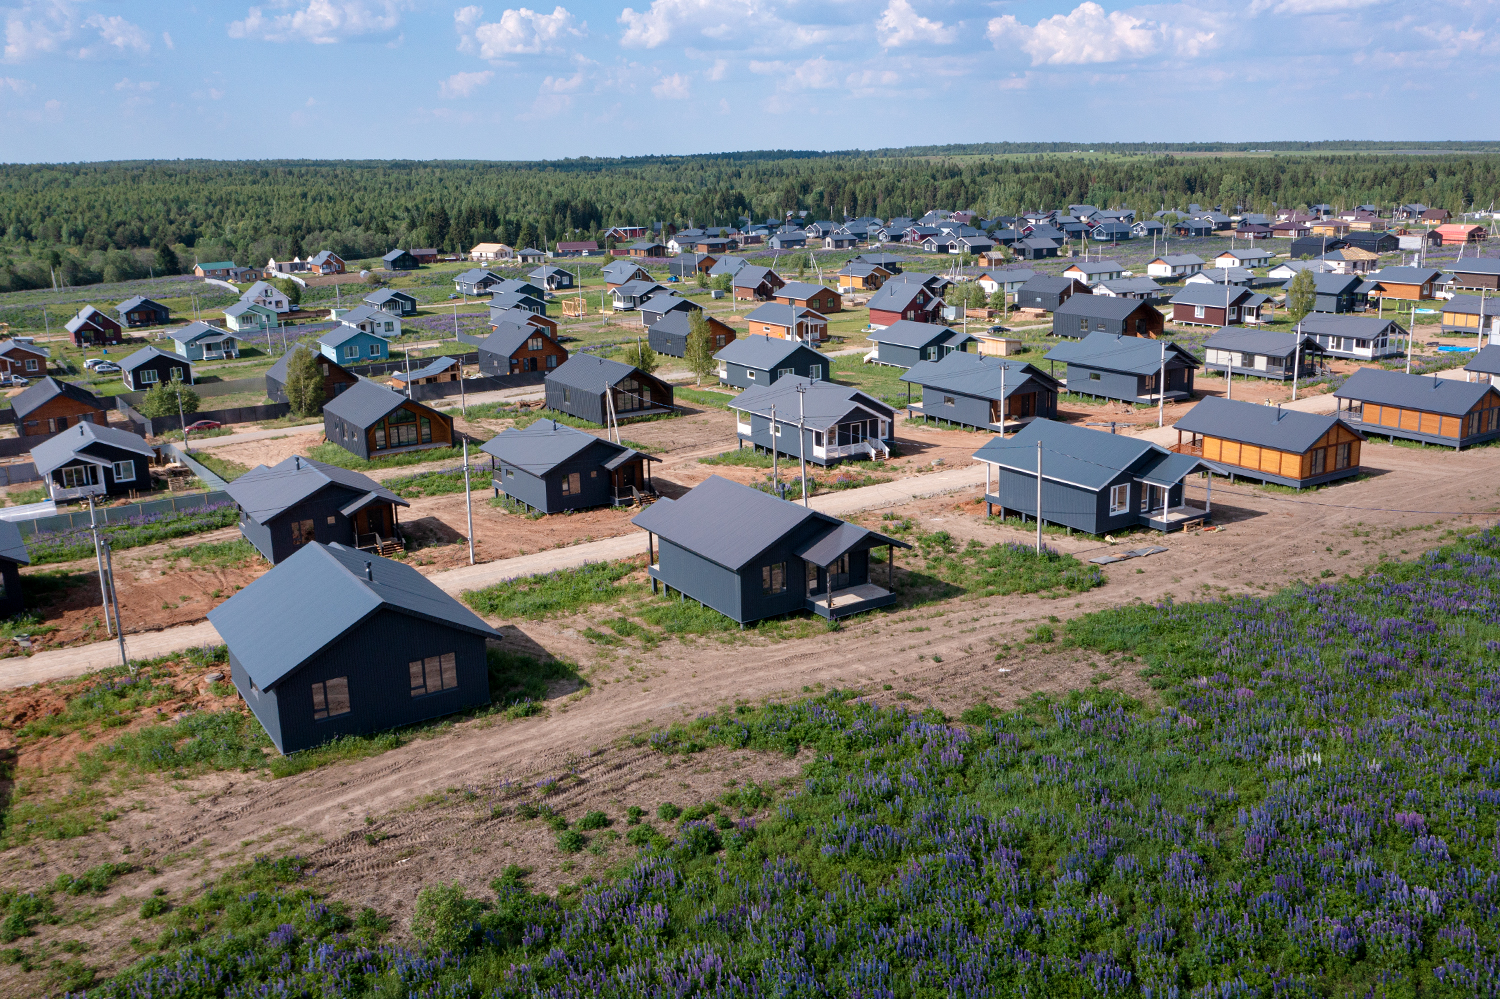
[
  {"left": 730, "top": 376, "right": 894, "bottom": 464},
  {"left": 318, "top": 325, "right": 389, "bottom": 364},
  {"left": 633, "top": 475, "right": 911, "bottom": 625},
  {"left": 866, "top": 320, "right": 975, "bottom": 368},
  {"left": 167, "top": 320, "right": 241, "bottom": 362},
  {"left": 714, "top": 335, "right": 829, "bottom": 389},
  {"left": 209, "top": 542, "right": 498, "bottom": 755},
  {"left": 1044, "top": 333, "right": 1198, "bottom": 404},
  {"left": 226, "top": 455, "right": 409, "bottom": 563},
  {"left": 482, "top": 421, "right": 657, "bottom": 513},
  {"left": 899, "top": 351, "right": 1060, "bottom": 430},
  {"left": 973, "top": 419, "right": 1220, "bottom": 534}
]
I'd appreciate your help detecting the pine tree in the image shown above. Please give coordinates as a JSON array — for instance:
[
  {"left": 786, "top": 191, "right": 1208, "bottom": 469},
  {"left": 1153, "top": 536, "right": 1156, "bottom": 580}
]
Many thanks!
[
  {"left": 153, "top": 241, "right": 179, "bottom": 275},
  {"left": 283, "top": 345, "right": 326, "bottom": 417},
  {"left": 685, "top": 312, "right": 715, "bottom": 385},
  {"left": 1287, "top": 267, "right": 1316, "bottom": 323},
  {"left": 517, "top": 221, "right": 537, "bottom": 252}
]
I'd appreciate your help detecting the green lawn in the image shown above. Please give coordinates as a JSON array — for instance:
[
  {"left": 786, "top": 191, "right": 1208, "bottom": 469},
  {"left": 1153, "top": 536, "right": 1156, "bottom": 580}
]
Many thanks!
[
  {"left": 304, "top": 442, "right": 467, "bottom": 472},
  {"left": 830, "top": 356, "right": 915, "bottom": 407}
]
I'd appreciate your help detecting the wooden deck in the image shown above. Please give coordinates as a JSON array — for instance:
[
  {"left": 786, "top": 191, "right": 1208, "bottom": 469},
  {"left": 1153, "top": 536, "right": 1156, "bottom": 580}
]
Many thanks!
[{"left": 808, "top": 583, "right": 897, "bottom": 619}]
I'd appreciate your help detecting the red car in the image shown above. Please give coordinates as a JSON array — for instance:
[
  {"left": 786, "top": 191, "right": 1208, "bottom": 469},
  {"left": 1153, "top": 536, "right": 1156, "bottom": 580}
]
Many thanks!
[{"left": 185, "top": 420, "right": 223, "bottom": 431}]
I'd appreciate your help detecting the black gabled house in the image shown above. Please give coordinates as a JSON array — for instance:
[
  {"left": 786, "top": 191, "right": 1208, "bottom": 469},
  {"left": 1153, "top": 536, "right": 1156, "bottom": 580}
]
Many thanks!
[{"left": 226, "top": 455, "right": 410, "bottom": 562}]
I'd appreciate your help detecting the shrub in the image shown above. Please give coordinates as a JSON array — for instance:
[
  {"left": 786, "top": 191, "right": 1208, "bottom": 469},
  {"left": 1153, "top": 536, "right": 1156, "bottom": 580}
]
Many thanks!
[
  {"left": 656, "top": 802, "right": 681, "bottom": 821},
  {"left": 625, "top": 806, "right": 644, "bottom": 826},
  {"left": 556, "top": 830, "right": 586, "bottom": 853},
  {"left": 577, "top": 810, "right": 610, "bottom": 831},
  {"left": 137, "top": 896, "right": 169, "bottom": 919},
  {"left": 282, "top": 345, "right": 325, "bottom": 417},
  {"left": 137, "top": 380, "right": 200, "bottom": 419},
  {"left": 410, "top": 882, "right": 482, "bottom": 952}
]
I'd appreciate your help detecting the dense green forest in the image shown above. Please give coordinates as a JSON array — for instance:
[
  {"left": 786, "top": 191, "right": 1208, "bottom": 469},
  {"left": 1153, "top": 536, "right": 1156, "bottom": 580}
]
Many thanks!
[{"left": 2, "top": 144, "right": 1498, "bottom": 293}]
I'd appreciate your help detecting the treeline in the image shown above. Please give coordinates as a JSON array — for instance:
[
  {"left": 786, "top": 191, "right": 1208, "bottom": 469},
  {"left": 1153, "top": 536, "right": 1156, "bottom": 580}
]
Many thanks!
[{"left": 1, "top": 148, "right": 1498, "bottom": 294}]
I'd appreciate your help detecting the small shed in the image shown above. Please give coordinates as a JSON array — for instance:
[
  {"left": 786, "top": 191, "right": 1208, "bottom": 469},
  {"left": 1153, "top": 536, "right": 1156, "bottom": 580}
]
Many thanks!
[
  {"left": 168, "top": 320, "right": 241, "bottom": 362},
  {"left": 323, "top": 380, "right": 455, "bottom": 460},
  {"left": 1294, "top": 315, "right": 1405, "bottom": 360},
  {"left": 899, "top": 350, "right": 1060, "bottom": 430},
  {"left": 209, "top": 542, "right": 497, "bottom": 755},
  {"left": 228, "top": 455, "right": 410, "bottom": 562},
  {"left": 388, "top": 355, "right": 461, "bottom": 391},
  {"left": 1044, "top": 333, "right": 1197, "bottom": 403},
  {"left": 731, "top": 377, "right": 895, "bottom": 465},
  {"left": 482, "top": 421, "right": 657, "bottom": 513},
  {"left": 266, "top": 350, "right": 358, "bottom": 405},
  {"left": 0, "top": 520, "right": 29, "bottom": 618},
  {"left": 1173, "top": 396, "right": 1364, "bottom": 488},
  {"left": 1015, "top": 275, "right": 1089, "bottom": 312},
  {"left": 544, "top": 354, "right": 674, "bottom": 425},
  {"left": 64, "top": 306, "right": 122, "bottom": 347},
  {"left": 714, "top": 335, "right": 828, "bottom": 389},
  {"left": 1051, "top": 296, "right": 1164, "bottom": 339},
  {"left": 647, "top": 312, "right": 735, "bottom": 358},
  {"left": 632, "top": 475, "right": 911, "bottom": 624},
  {"left": 866, "top": 319, "right": 975, "bottom": 368},
  {"left": 477, "top": 323, "right": 569, "bottom": 377},
  {"left": 116, "top": 296, "right": 170, "bottom": 328},
  {"left": 12, "top": 377, "right": 109, "bottom": 437},
  {"left": 1333, "top": 368, "right": 1500, "bottom": 449},
  {"left": 1201, "top": 329, "right": 1322, "bottom": 380},
  {"left": 119, "top": 346, "right": 194, "bottom": 392},
  {"left": 972, "top": 419, "right": 1220, "bottom": 534},
  {"left": 318, "top": 326, "right": 389, "bottom": 364},
  {"left": 31, "top": 422, "right": 156, "bottom": 502}
]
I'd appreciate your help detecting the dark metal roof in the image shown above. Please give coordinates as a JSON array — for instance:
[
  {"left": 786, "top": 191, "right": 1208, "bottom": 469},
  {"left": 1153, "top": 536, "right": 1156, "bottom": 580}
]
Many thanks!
[
  {"left": 1063, "top": 260, "right": 1124, "bottom": 276},
  {"left": 1312, "top": 273, "right": 1364, "bottom": 294},
  {"left": 631, "top": 474, "right": 830, "bottom": 571},
  {"left": 1018, "top": 275, "right": 1084, "bottom": 294},
  {"left": 640, "top": 293, "right": 700, "bottom": 317},
  {"left": 480, "top": 322, "right": 539, "bottom": 358},
  {"left": 480, "top": 420, "right": 643, "bottom": 474},
  {"left": 1465, "top": 345, "right": 1500, "bottom": 376},
  {"left": 0, "top": 519, "right": 29, "bottom": 565},
  {"left": 12, "top": 377, "right": 106, "bottom": 419},
  {"left": 712, "top": 334, "right": 824, "bottom": 370},
  {"left": 120, "top": 345, "right": 191, "bottom": 373},
  {"left": 1334, "top": 367, "right": 1499, "bottom": 417},
  {"left": 117, "top": 295, "right": 166, "bottom": 313},
  {"left": 745, "top": 303, "right": 823, "bottom": 327},
  {"left": 729, "top": 376, "right": 892, "bottom": 432},
  {"left": 1450, "top": 258, "right": 1500, "bottom": 276},
  {"left": 323, "top": 379, "right": 432, "bottom": 428},
  {"left": 546, "top": 353, "right": 642, "bottom": 392},
  {"left": 1175, "top": 396, "right": 1362, "bottom": 453},
  {"left": 1202, "top": 329, "right": 1321, "bottom": 358},
  {"left": 866, "top": 283, "right": 928, "bottom": 312},
  {"left": 777, "top": 281, "right": 835, "bottom": 300},
  {"left": 30, "top": 421, "right": 155, "bottom": 476},
  {"left": 1169, "top": 285, "right": 1257, "bottom": 307},
  {"left": 1137, "top": 451, "right": 1222, "bottom": 488},
  {"left": 731, "top": 265, "right": 777, "bottom": 288},
  {"left": 226, "top": 455, "right": 408, "bottom": 523},
  {"left": 1441, "top": 295, "right": 1495, "bottom": 317},
  {"left": 900, "top": 350, "right": 1060, "bottom": 400},
  {"left": 867, "top": 319, "right": 953, "bottom": 348},
  {"left": 318, "top": 325, "right": 375, "bottom": 349},
  {"left": 971, "top": 418, "right": 1160, "bottom": 491},
  {"left": 395, "top": 355, "right": 460, "bottom": 382},
  {"left": 1053, "top": 295, "right": 1155, "bottom": 322},
  {"left": 1372, "top": 266, "right": 1443, "bottom": 285},
  {"left": 208, "top": 542, "right": 498, "bottom": 691},
  {"left": 1045, "top": 333, "right": 1198, "bottom": 375},
  {"left": 796, "top": 521, "right": 910, "bottom": 567},
  {"left": 1294, "top": 315, "right": 1406, "bottom": 338}
]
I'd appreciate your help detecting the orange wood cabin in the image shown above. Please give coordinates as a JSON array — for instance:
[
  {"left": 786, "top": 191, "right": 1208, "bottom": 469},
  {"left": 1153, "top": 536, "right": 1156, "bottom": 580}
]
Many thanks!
[
  {"left": 1172, "top": 396, "right": 1364, "bottom": 488},
  {"left": 1333, "top": 368, "right": 1500, "bottom": 449}
]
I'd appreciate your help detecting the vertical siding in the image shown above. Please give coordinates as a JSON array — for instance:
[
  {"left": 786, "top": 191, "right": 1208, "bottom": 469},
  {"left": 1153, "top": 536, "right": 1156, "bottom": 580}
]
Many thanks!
[
  {"left": 545, "top": 382, "right": 606, "bottom": 425},
  {"left": 877, "top": 342, "right": 923, "bottom": 367},
  {"left": 920, "top": 386, "right": 992, "bottom": 428},
  {"left": 496, "top": 466, "right": 550, "bottom": 511},
  {"left": 992, "top": 467, "right": 1131, "bottom": 535},
  {"left": 1067, "top": 365, "right": 1142, "bottom": 403},
  {"left": 0, "top": 561, "right": 23, "bottom": 619},
  {"left": 737, "top": 519, "right": 829, "bottom": 622},
  {"left": 656, "top": 539, "right": 744, "bottom": 621},
  {"left": 231, "top": 651, "right": 284, "bottom": 753}
]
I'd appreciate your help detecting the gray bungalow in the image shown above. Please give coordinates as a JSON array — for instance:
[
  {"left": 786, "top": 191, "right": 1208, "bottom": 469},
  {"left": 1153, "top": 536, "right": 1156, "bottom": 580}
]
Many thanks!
[
  {"left": 31, "top": 422, "right": 157, "bottom": 502},
  {"left": 482, "top": 421, "right": 656, "bottom": 513},
  {"left": 209, "top": 542, "right": 497, "bottom": 755},
  {"left": 866, "top": 320, "right": 975, "bottom": 368},
  {"left": 454, "top": 268, "right": 504, "bottom": 296},
  {"left": 529, "top": 265, "right": 576, "bottom": 290},
  {"left": 1294, "top": 315, "right": 1405, "bottom": 361},
  {"left": 1044, "top": 333, "right": 1198, "bottom": 403},
  {"left": 898, "top": 351, "right": 1059, "bottom": 431},
  {"left": 714, "top": 335, "right": 828, "bottom": 389},
  {"left": 323, "top": 380, "right": 455, "bottom": 461},
  {"left": 1312, "top": 273, "right": 1367, "bottom": 314},
  {"left": 1202, "top": 329, "right": 1323, "bottom": 381},
  {"left": 544, "top": 354, "right": 674, "bottom": 425},
  {"left": 633, "top": 475, "right": 912, "bottom": 625},
  {"left": 1051, "top": 295, "right": 1165, "bottom": 339},
  {"left": 364, "top": 288, "right": 418, "bottom": 317},
  {"left": 730, "top": 377, "right": 894, "bottom": 464},
  {"left": 227, "top": 456, "right": 409, "bottom": 562},
  {"left": 639, "top": 293, "right": 702, "bottom": 327},
  {"left": 612, "top": 280, "right": 668, "bottom": 311},
  {"left": 973, "top": 419, "right": 1220, "bottom": 534},
  {"left": 1016, "top": 275, "right": 1089, "bottom": 312},
  {"left": 116, "top": 296, "right": 170, "bottom": 328}
]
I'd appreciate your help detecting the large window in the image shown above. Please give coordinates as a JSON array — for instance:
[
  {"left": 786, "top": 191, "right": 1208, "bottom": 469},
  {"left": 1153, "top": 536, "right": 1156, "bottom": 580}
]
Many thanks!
[
  {"left": 59, "top": 465, "right": 97, "bottom": 490},
  {"left": 561, "top": 471, "right": 581, "bottom": 495},
  {"left": 1310, "top": 448, "right": 1326, "bottom": 475},
  {"left": 409, "top": 653, "right": 458, "bottom": 697},
  {"left": 761, "top": 562, "right": 786, "bottom": 595},
  {"left": 292, "top": 519, "right": 315, "bottom": 545},
  {"left": 344, "top": 345, "right": 360, "bottom": 360},
  {"left": 1109, "top": 483, "right": 1128, "bottom": 515},
  {"left": 312, "top": 677, "right": 351, "bottom": 720},
  {"left": 139, "top": 368, "right": 159, "bottom": 384},
  {"left": 1335, "top": 442, "right": 1352, "bottom": 469},
  {"left": 111, "top": 460, "right": 135, "bottom": 483}
]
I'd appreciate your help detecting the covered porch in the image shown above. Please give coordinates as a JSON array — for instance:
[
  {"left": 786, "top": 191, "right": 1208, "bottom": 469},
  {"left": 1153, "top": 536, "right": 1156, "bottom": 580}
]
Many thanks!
[
  {"left": 342, "top": 488, "right": 409, "bottom": 556},
  {"left": 607, "top": 449, "right": 659, "bottom": 506},
  {"left": 1137, "top": 453, "right": 1222, "bottom": 532},
  {"left": 797, "top": 522, "right": 912, "bottom": 620}
]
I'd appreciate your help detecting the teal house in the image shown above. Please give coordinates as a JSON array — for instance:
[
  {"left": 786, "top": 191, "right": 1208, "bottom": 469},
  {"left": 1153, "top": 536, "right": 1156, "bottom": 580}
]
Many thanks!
[{"left": 318, "top": 325, "right": 389, "bottom": 364}]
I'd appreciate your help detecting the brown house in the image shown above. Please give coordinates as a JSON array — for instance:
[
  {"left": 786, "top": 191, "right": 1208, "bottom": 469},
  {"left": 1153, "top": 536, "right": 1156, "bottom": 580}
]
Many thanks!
[
  {"left": 744, "top": 303, "right": 828, "bottom": 343},
  {"left": 64, "top": 306, "right": 123, "bottom": 348},
  {"left": 266, "top": 351, "right": 359, "bottom": 406},
  {"left": 0, "top": 340, "right": 49, "bottom": 378},
  {"left": 1369, "top": 267, "right": 1443, "bottom": 302},
  {"left": 490, "top": 307, "right": 558, "bottom": 336},
  {"left": 732, "top": 266, "right": 786, "bottom": 302},
  {"left": 837, "top": 263, "right": 890, "bottom": 292},
  {"left": 1169, "top": 286, "right": 1268, "bottom": 327},
  {"left": 12, "top": 377, "right": 110, "bottom": 437},
  {"left": 774, "top": 281, "right": 842, "bottom": 314},
  {"left": 387, "top": 356, "right": 463, "bottom": 390},
  {"left": 478, "top": 323, "right": 569, "bottom": 377},
  {"left": 627, "top": 241, "right": 668, "bottom": 258},
  {"left": 1334, "top": 367, "right": 1500, "bottom": 448},
  {"left": 323, "top": 381, "right": 455, "bottom": 461}
]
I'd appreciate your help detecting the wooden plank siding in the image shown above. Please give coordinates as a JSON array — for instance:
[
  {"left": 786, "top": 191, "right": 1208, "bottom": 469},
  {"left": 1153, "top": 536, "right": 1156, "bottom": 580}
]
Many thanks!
[
  {"left": 1198, "top": 424, "right": 1361, "bottom": 484},
  {"left": 1358, "top": 396, "right": 1500, "bottom": 445}
]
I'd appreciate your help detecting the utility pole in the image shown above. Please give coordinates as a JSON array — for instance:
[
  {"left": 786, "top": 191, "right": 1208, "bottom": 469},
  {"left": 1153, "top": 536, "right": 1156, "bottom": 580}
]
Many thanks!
[
  {"left": 103, "top": 539, "right": 128, "bottom": 671},
  {"left": 89, "top": 495, "right": 112, "bottom": 638},
  {"left": 463, "top": 438, "right": 475, "bottom": 565},
  {"left": 1292, "top": 323, "right": 1301, "bottom": 402},
  {"left": 176, "top": 384, "right": 189, "bottom": 449},
  {"left": 1158, "top": 338, "right": 1167, "bottom": 427},
  {"left": 1034, "top": 439, "right": 1043, "bottom": 553},
  {"left": 770, "top": 403, "right": 779, "bottom": 498},
  {"left": 796, "top": 382, "right": 809, "bottom": 507}
]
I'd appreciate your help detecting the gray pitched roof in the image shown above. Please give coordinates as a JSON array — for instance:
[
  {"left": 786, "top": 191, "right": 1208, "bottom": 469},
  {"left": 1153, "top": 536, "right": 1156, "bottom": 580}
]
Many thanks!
[
  {"left": 1293, "top": 315, "right": 1405, "bottom": 338},
  {"left": 1174, "top": 396, "right": 1361, "bottom": 453},
  {"left": 729, "top": 376, "right": 892, "bottom": 432},
  {"left": 1372, "top": 267, "right": 1443, "bottom": 285},
  {"left": 318, "top": 325, "right": 375, "bottom": 349},
  {"left": 1169, "top": 284, "right": 1258, "bottom": 307},
  {"left": 631, "top": 474, "right": 830, "bottom": 571},
  {"left": 30, "top": 420, "right": 155, "bottom": 477},
  {"left": 1334, "top": 367, "right": 1500, "bottom": 417},
  {"left": 613, "top": 279, "right": 666, "bottom": 298},
  {"left": 117, "top": 295, "right": 167, "bottom": 313},
  {"left": 971, "top": 418, "right": 1160, "bottom": 491},
  {"left": 1444, "top": 295, "right": 1498, "bottom": 317},
  {"left": 709, "top": 256, "right": 749, "bottom": 275},
  {"left": 323, "top": 379, "right": 427, "bottom": 428},
  {"left": 745, "top": 303, "right": 822, "bottom": 327},
  {"left": 1312, "top": 273, "right": 1364, "bottom": 294},
  {"left": 456, "top": 267, "right": 501, "bottom": 284},
  {"left": 396, "top": 355, "right": 460, "bottom": 381},
  {"left": 866, "top": 282, "right": 929, "bottom": 312},
  {"left": 479, "top": 322, "right": 542, "bottom": 359},
  {"left": 546, "top": 353, "right": 642, "bottom": 392},
  {"left": 868, "top": 319, "right": 961, "bottom": 348},
  {"left": 899, "top": 350, "right": 1059, "bottom": 400},
  {"left": 1098, "top": 277, "right": 1164, "bottom": 295},
  {"left": 1450, "top": 258, "right": 1500, "bottom": 276},
  {"left": 12, "top": 377, "right": 106, "bottom": 419},
  {"left": 1202, "top": 329, "right": 1320, "bottom": 358},
  {"left": 480, "top": 421, "right": 643, "bottom": 475},
  {"left": 266, "top": 348, "right": 343, "bottom": 385},
  {"left": 712, "top": 334, "right": 824, "bottom": 370},
  {"left": 119, "top": 345, "right": 192, "bottom": 373},
  {"left": 796, "top": 521, "right": 909, "bottom": 567},
  {"left": 1063, "top": 260, "right": 1124, "bottom": 276},
  {"left": 1044, "top": 333, "right": 1198, "bottom": 376},
  {"left": 1155, "top": 254, "right": 1205, "bottom": 266},
  {"left": 1019, "top": 275, "right": 1083, "bottom": 294},
  {"left": 226, "top": 456, "right": 407, "bottom": 524},
  {"left": 169, "top": 320, "right": 235, "bottom": 345},
  {"left": 775, "top": 281, "right": 835, "bottom": 300},
  {"left": 365, "top": 288, "right": 415, "bottom": 307},
  {"left": 0, "top": 520, "right": 29, "bottom": 565},
  {"left": 732, "top": 265, "right": 777, "bottom": 288},
  {"left": 602, "top": 260, "right": 648, "bottom": 281},
  {"left": 639, "top": 293, "right": 699, "bottom": 317},
  {"left": 1053, "top": 295, "right": 1154, "bottom": 322},
  {"left": 1464, "top": 344, "right": 1500, "bottom": 376},
  {"left": 208, "top": 542, "right": 497, "bottom": 691}
]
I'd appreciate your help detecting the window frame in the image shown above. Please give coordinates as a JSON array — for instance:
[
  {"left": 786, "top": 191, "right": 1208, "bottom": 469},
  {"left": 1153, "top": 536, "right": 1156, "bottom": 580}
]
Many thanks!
[
  {"left": 59, "top": 465, "right": 97, "bottom": 490},
  {"left": 138, "top": 368, "right": 159, "bottom": 384},
  {"left": 409, "top": 653, "right": 458, "bottom": 698},
  {"left": 111, "top": 460, "right": 135, "bottom": 483},
  {"left": 1108, "top": 483, "right": 1128, "bottom": 515},
  {"left": 761, "top": 562, "right": 787, "bottom": 595},
  {"left": 312, "top": 677, "right": 351, "bottom": 721}
]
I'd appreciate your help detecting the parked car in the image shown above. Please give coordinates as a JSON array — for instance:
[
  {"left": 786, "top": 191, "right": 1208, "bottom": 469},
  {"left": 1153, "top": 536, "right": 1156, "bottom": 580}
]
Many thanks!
[
  {"left": 185, "top": 420, "right": 223, "bottom": 431},
  {"left": 84, "top": 358, "right": 104, "bottom": 370},
  {"left": 0, "top": 374, "right": 27, "bottom": 387},
  {"left": 93, "top": 362, "right": 121, "bottom": 373}
]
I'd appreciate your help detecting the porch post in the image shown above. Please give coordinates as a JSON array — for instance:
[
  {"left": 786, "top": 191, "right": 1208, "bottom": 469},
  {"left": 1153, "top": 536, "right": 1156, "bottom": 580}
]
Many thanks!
[
  {"left": 827, "top": 575, "right": 834, "bottom": 616},
  {"left": 1205, "top": 473, "right": 1212, "bottom": 515},
  {"left": 888, "top": 545, "right": 894, "bottom": 588}
]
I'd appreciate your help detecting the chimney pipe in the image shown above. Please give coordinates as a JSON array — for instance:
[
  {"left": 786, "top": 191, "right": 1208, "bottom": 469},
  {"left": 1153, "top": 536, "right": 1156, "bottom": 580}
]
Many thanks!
[{"left": 365, "top": 561, "right": 373, "bottom": 581}]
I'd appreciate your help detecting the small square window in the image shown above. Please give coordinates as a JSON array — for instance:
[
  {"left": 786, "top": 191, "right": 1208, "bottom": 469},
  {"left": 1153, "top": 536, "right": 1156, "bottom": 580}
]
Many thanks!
[
  {"left": 111, "top": 460, "right": 135, "bottom": 483},
  {"left": 312, "top": 677, "right": 351, "bottom": 720}
]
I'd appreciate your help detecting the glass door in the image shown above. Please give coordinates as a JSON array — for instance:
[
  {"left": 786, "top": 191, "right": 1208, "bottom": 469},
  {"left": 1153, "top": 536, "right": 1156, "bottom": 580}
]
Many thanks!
[{"left": 828, "top": 554, "right": 850, "bottom": 592}]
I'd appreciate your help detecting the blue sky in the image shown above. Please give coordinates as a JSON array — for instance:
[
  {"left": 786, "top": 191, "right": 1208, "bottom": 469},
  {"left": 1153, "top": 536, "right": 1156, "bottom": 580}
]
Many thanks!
[{"left": 1, "top": 0, "right": 1496, "bottom": 162}]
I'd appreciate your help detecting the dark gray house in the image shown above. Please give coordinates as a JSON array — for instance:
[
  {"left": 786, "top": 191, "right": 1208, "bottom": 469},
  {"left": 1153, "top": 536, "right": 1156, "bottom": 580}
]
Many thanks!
[
  {"left": 1202, "top": 329, "right": 1323, "bottom": 381},
  {"left": 898, "top": 351, "right": 1059, "bottom": 430},
  {"left": 730, "top": 377, "right": 895, "bottom": 464},
  {"left": 1051, "top": 295, "right": 1165, "bottom": 339},
  {"left": 209, "top": 542, "right": 498, "bottom": 755},
  {"left": 648, "top": 312, "right": 736, "bottom": 358},
  {"left": 1044, "top": 333, "right": 1198, "bottom": 403},
  {"left": 477, "top": 322, "right": 568, "bottom": 377},
  {"left": 632, "top": 475, "right": 911, "bottom": 625},
  {"left": 30, "top": 422, "right": 157, "bottom": 503},
  {"left": 489, "top": 290, "right": 547, "bottom": 315},
  {"left": 973, "top": 419, "right": 1220, "bottom": 534},
  {"left": 639, "top": 293, "right": 701, "bottom": 327},
  {"left": 866, "top": 320, "right": 975, "bottom": 368},
  {"left": 323, "top": 380, "right": 455, "bottom": 461},
  {"left": 116, "top": 296, "right": 171, "bottom": 328},
  {"left": 1312, "top": 273, "right": 1367, "bottom": 314},
  {"left": 363, "top": 288, "right": 418, "bottom": 317},
  {"left": 119, "top": 346, "right": 194, "bottom": 392},
  {"left": 1016, "top": 275, "right": 1089, "bottom": 312},
  {"left": 227, "top": 456, "right": 409, "bottom": 563},
  {"left": 544, "top": 354, "right": 674, "bottom": 425},
  {"left": 1014, "top": 237, "right": 1061, "bottom": 260},
  {"left": 0, "top": 520, "right": 29, "bottom": 619},
  {"left": 382, "top": 249, "right": 418, "bottom": 271},
  {"left": 482, "top": 421, "right": 656, "bottom": 513},
  {"left": 713, "top": 335, "right": 828, "bottom": 389}
]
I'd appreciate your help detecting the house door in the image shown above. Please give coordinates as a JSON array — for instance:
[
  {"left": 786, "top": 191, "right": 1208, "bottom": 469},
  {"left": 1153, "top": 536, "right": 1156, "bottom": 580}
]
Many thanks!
[
  {"left": 828, "top": 554, "right": 850, "bottom": 592},
  {"left": 1013, "top": 393, "right": 1035, "bottom": 418}
]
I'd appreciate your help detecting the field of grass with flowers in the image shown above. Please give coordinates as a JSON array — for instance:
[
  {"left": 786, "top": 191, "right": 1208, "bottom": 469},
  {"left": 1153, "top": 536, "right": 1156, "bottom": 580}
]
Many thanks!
[{"left": 52, "top": 527, "right": 1500, "bottom": 998}]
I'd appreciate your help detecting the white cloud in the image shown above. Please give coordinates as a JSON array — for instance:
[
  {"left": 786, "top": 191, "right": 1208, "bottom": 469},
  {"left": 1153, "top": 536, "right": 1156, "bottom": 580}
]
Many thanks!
[
  {"left": 439, "top": 69, "right": 493, "bottom": 96},
  {"left": 875, "top": 0, "right": 953, "bottom": 47},
  {"left": 846, "top": 68, "right": 899, "bottom": 88},
  {"left": 652, "top": 71, "right": 690, "bottom": 98},
  {"left": 457, "top": 5, "right": 583, "bottom": 57},
  {"left": 708, "top": 57, "right": 727, "bottom": 80},
  {"left": 0, "top": 75, "right": 32, "bottom": 93},
  {"left": 751, "top": 55, "right": 840, "bottom": 90},
  {"left": 987, "top": 2, "right": 1214, "bottom": 65},
  {"left": 4, "top": 2, "right": 150, "bottom": 62},
  {"left": 228, "top": 0, "right": 407, "bottom": 44},
  {"left": 81, "top": 14, "right": 149, "bottom": 54},
  {"left": 114, "top": 77, "right": 158, "bottom": 91},
  {"left": 162, "top": 31, "right": 174, "bottom": 49},
  {"left": 541, "top": 67, "right": 585, "bottom": 92},
  {"left": 619, "top": 0, "right": 828, "bottom": 50},
  {"left": 1268, "top": 0, "right": 1384, "bottom": 11}
]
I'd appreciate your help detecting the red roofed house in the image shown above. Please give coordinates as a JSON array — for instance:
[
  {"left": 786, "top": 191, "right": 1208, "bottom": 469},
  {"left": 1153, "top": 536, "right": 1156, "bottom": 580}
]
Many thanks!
[{"left": 1434, "top": 224, "right": 1487, "bottom": 246}]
